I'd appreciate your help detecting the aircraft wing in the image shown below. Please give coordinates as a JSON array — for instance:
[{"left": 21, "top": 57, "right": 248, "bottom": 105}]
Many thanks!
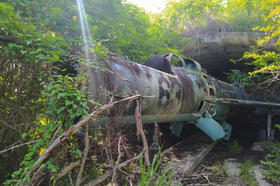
[{"left": 205, "top": 97, "right": 280, "bottom": 108}]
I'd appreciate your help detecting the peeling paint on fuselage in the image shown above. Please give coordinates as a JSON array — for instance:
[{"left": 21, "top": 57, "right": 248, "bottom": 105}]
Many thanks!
[{"left": 87, "top": 53, "right": 245, "bottom": 119}]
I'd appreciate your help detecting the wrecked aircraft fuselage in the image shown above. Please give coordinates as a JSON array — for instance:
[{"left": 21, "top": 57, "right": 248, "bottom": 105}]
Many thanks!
[{"left": 87, "top": 52, "right": 280, "bottom": 141}]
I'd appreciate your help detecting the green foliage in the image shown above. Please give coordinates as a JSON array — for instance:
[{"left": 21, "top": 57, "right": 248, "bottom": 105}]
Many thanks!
[
  {"left": 4, "top": 74, "right": 89, "bottom": 185},
  {"left": 2, "top": 0, "right": 186, "bottom": 62},
  {"left": 138, "top": 152, "right": 173, "bottom": 186},
  {"left": 84, "top": 0, "right": 186, "bottom": 62},
  {"left": 162, "top": 0, "right": 224, "bottom": 30},
  {"left": 0, "top": 3, "right": 68, "bottom": 60},
  {"left": 2, "top": 0, "right": 80, "bottom": 41},
  {"left": 223, "top": 0, "right": 273, "bottom": 31},
  {"left": 227, "top": 69, "right": 254, "bottom": 87},
  {"left": 228, "top": 2, "right": 280, "bottom": 184},
  {"left": 160, "top": 0, "right": 278, "bottom": 34},
  {"left": 1, "top": 0, "right": 187, "bottom": 63},
  {"left": 240, "top": 158, "right": 257, "bottom": 186},
  {"left": 45, "top": 75, "right": 88, "bottom": 126},
  {"left": 241, "top": 4, "right": 280, "bottom": 85},
  {"left": 0, "top": 3, "right": 69, "bottom": 183},
  {"left": 0, "top": 0, "right": 184, "bottom": 183},
  {"left": 260, "top": 125, "right": 280, "bottom": 184},
  {"left": 229, "top": 140, "right": 242, "bottom": 153},
  {"left": 2, "top": 0, "right": 280, "bottom": 184},
  {"left": 233, "top": 2, "right": 280, "bottom": 99}
]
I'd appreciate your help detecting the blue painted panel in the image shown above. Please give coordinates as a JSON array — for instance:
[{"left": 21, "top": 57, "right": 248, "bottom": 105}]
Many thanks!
[{"left": 195, "top": 117, "right": 225, "bottom": 141}]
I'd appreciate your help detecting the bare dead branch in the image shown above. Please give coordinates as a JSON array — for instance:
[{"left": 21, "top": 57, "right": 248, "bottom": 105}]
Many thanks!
[
  {"left": 0, "top": 140, "right": 38, "bottom": 154},
  {"left": 111, "top": 136, "right": 123, "bottom": 184},
  {"left": 54, "top": 161, "right": 80, "bottom": 184},
  {"left": 202, "top": 175, "right": 212, "bottom": 185},
  {"left": 69, "top": 173, "right": 74, "bottom": 186},
  {"left": 99, "top": 39, "right": 110, "bottom": 43},
  {"left": 84, "top": 170, "right": 113, "bottom": 186},
  {"left": 135, "top": 99, "right": 150, "bottom": 165},
  {"left": 105, "top": 127, "right": 113, "bottom": 165},
  {"left": 76, "top": 123, "right": 89, "bottom": 186},
  {"left": 51, "top": 124, "right": 63, "bottom": 143},
  {"left": 84, "top": 150, "right": 143, "bottom": 186},
  {"left": 0, "top": 119, "right": 21, "bottom": 133}
]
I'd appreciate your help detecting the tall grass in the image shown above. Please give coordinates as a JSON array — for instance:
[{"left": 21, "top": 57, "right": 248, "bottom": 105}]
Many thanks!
[{"left": 138, "top": 152, "right": 173, "bottom": 186}]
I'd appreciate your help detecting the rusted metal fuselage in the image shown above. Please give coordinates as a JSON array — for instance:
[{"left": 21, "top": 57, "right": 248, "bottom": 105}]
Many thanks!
[
  {"left": 88, "top": 53, "right": 243, "bottom": 116},
  {"left": 86, "top": 52, "right": 280, "bottom": 141}
]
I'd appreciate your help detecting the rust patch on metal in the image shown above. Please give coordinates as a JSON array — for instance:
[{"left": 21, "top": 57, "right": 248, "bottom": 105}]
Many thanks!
[
  {"left": 143, "top": 66, "right": 152, "bottom": 80},
  {"left": 167, "top": 75, "right": 182, "bottom": 100},
  {"left": 173, "top": 67, "right": 195, "bottom": 113}
]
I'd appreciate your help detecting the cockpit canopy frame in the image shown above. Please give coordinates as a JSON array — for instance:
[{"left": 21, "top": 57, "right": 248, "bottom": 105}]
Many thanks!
[{"left": 164, "top": 53, "right": 202, "bottom": 73}]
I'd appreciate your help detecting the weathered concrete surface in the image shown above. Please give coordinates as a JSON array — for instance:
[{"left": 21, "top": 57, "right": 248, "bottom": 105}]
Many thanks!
[
  {"left": 224, "top": 158, "right": 241, "bottom": 177},
  {"left": 183, "top": 32, "right": 276, "bottom": 80},
  {"left": 251, "top": 165, "right": 273, "bottom": 186},
  {"left": 162, "top": 132, "right": 216, "bottom": 175}
]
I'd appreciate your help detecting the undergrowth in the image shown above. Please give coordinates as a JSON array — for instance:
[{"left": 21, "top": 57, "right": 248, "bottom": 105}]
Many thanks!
[
  {"left": 4, "top": 74, "right": 89, "bottom": 185},
  {"left": 240, "top": 158, "right": 257, "bottom": 186},
  {"left": 138, "top": 152, "right": 173, "bottom": 186},
  {"left": 261, "top": 124, "right": 280, "bottom": 184}
]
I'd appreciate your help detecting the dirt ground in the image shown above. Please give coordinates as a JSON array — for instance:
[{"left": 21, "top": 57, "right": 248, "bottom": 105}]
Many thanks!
[{"left": 172, "top": 140, "right": 276, "bottom": 186}]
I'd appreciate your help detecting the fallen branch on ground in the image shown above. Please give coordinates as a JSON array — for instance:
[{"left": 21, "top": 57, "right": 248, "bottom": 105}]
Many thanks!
[{"left": 84, "top": 150, "right": 144, "bottom": 186}]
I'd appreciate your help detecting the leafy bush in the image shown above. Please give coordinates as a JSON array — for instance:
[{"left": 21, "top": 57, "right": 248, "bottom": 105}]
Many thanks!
[
  {"left": 4, "top": 74, "right": 89, "bottom": 185},
  {"left": 260, "top": 124, "right": 280, "bottom": 184},
  {"left": 0, "top": 3, "right": 68, "bottom": 183}
]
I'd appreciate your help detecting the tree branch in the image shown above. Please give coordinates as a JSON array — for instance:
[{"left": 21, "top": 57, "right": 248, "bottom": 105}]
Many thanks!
[
  {"left": 76, "top": 123, "right": 89, "bottom": 186},
  {"left": 83, "top": 150, "right": 144, "bottom": 186},
  {"left": 54, "top": 161, "right": 80, "bottom": 184},
  {"left": 0, "top": 140, "right": 37, "bottom": 154},
  {"left": 111, "top": 136, "right": 123, "bottom": 184},
  {"left": 135, "top": 99, "right": 150, "bottom": 165}
]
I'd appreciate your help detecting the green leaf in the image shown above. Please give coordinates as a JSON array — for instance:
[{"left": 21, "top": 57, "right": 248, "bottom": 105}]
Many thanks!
[{"left": 21, "top": 133, "right": 28, "bottom": 139}]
